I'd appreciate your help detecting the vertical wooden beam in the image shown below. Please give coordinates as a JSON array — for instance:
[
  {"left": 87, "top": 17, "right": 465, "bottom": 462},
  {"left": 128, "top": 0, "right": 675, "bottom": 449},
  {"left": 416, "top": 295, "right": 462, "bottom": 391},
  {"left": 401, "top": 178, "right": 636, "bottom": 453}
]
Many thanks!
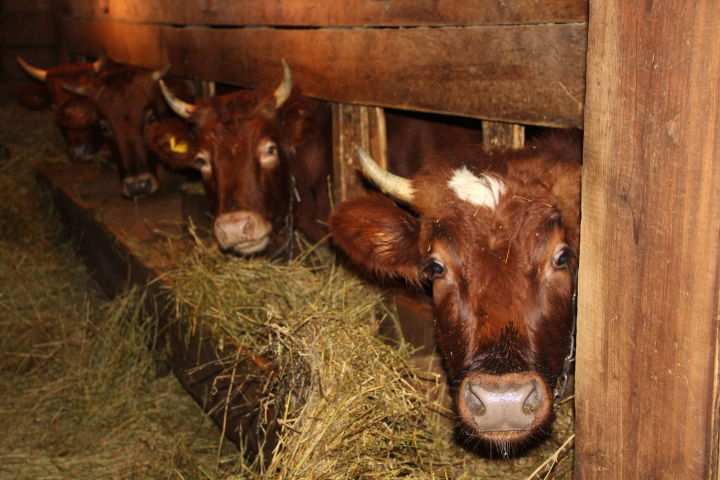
[
  {"left": 576, "top": 1, "right": 720, "bottom": 478},
  {"left": 481, "top": 120, "right": 524, "bottom": 151},
  {"left": 331, "top": 103, "right": 387, "bottom": 202}
]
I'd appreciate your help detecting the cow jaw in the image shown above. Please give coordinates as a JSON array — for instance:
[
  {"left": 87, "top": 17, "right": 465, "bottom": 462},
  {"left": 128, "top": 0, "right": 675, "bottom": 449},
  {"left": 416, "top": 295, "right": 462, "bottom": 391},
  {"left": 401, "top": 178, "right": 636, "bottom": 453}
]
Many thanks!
[{"left": 214, "top": 211, "right": 273, "bottom": 255}]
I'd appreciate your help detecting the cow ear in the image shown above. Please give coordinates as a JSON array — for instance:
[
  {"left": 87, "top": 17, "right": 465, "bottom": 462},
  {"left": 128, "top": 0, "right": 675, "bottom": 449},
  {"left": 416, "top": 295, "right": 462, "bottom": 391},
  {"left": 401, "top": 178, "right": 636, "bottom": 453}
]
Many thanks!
[
  {"left": 56, "top": 98, "right": 97, "bottom": 129},
  {"left": 329, "top": 192, "right": 423, "bottom": 285},
  {"left": 145, "top": 118, "right": 199, "bottom": 169},
  {"left": 16, "top": 81, "right": 51, "bottom": 110}
]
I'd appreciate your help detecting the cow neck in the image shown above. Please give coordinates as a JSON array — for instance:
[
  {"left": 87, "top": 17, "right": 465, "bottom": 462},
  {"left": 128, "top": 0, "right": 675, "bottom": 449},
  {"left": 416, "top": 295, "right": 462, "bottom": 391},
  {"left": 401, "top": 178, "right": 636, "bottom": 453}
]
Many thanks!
[
  {"left": 551, "top": 278, "right": 577, "bottom": 409},
  {"left": 268, "top": 174, "right": 301, "bottom": 262}
]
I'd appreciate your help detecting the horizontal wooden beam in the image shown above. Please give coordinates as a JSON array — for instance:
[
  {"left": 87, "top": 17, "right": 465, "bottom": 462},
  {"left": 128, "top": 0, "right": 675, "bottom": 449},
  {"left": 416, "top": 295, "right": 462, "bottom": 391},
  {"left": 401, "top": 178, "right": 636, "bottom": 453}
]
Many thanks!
[
  {"left": 59, "top": 0, "right": 587, "bottom": 27},
  {"left": 60, "top": 18, "right": 586, "bottom": 127}
]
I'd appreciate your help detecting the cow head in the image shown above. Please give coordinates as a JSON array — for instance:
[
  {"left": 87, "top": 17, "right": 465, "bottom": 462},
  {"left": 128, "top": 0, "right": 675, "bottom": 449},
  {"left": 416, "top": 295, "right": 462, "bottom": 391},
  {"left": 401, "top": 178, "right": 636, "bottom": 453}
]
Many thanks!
[
  {"left": 16, "top": 54, "right": 106, "bottom": 162},
  {"left": 151, "top": 61, "right": 329, "bottom": 255},
  {"left": 63, "top": 66, "right": 173, "bottom": 197},
  {"left": 329, "top": 132, "right": 581, "bottom": 455}
]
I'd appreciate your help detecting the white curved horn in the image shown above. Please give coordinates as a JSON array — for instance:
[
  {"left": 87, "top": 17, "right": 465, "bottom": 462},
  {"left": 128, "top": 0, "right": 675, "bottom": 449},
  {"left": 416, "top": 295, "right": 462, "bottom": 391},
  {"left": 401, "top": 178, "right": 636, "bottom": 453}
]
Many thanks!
[
  {"left": 62, "top": 82, "right": 92, "bottom": 97},
  {"left": 16, "top": 56, "right": 47, "bottom": 82},
  {"left": 355, "top": 146, "right": 415, "bottom": 203},
  {"left": 273, "top": 59, "right": 292, "bottom": 108},
  {"left": 151, "top": 64, "right": 172, "bottom": 82},
  {"left": 92, "top": 49, "right": 108, "bottom": 73},
  {"left": 159, "top": 79, "right": 196, "bottom": 119}
]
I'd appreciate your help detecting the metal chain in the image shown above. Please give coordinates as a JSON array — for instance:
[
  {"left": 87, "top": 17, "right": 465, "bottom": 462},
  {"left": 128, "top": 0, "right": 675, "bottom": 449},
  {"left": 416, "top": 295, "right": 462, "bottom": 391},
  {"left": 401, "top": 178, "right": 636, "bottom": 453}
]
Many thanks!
[
  {"left": 269, "top": 174, "right": 300, "bottom": 263},
  {"left": 552, "top": 286, "right": 577, "bottom": 407}
]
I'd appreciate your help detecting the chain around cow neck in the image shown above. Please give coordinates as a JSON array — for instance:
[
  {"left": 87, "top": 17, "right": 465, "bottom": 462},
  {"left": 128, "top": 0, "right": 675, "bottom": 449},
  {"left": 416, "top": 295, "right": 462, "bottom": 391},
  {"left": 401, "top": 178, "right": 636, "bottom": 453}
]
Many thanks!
[
  {"left": 552, "top": 283, "right": 577, "bottom": 408},
  {"left": 269, "top": 174, "right": 300, "bottom": 263}
]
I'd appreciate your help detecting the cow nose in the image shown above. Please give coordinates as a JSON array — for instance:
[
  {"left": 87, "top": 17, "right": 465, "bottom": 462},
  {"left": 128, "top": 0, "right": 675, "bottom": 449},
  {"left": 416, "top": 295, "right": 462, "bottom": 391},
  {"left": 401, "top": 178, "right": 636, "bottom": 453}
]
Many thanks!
[
  {"left": 122, "top": 173, "right": 159, "bottom": 198},
  {"left": 460, "top": 372, "right": 550, "bottom": 432},
  {"left": 214, "top": 210, "right": 272, "bottom": 254}
]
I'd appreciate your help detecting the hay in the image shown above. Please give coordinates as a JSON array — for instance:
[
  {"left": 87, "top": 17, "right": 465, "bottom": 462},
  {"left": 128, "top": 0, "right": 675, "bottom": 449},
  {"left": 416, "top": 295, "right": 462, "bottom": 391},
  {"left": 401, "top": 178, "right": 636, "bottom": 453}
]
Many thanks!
[
  {"left": 168, "top": 241, "right": 575, "bottom": 479},
  {"left": 0, "top": 100, "right": 239, "bottom": 480},
  {"left": 0, "top": 99, "right": 574, "bottom": 479}
]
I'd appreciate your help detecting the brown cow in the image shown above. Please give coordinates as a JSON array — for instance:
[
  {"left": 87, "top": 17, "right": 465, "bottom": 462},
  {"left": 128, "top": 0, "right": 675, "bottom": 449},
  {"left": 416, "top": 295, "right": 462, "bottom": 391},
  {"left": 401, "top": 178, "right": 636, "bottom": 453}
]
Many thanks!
[
  {"left": 329, "top": 131, "right": 581, "bottom": 456},
  {"left": 62, "top": 65, "right": 193, "bottom": 198},
  {"left": 150, "top": 61, "right": 332, "bottom": 255},
  {"left": 16, "top": 55, "right": 107, "bottom": 161}
]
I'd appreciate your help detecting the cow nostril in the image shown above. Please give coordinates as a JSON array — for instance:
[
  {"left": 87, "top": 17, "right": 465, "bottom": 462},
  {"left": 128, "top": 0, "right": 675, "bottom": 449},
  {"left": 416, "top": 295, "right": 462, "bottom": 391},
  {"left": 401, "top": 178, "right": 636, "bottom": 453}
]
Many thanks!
[
  {"left": 464, "top": 383, "right": 486, "bottom": 415},
  {"left": 522, "top": 381, "right": 542, "bottom": 414}
]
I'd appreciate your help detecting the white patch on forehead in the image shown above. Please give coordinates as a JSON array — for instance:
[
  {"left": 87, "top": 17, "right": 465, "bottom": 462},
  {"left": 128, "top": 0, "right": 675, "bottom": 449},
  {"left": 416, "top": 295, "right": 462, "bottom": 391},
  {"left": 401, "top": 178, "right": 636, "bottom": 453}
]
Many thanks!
[{"left": 447, "top": 167, "right": 506, "bottom": 210}]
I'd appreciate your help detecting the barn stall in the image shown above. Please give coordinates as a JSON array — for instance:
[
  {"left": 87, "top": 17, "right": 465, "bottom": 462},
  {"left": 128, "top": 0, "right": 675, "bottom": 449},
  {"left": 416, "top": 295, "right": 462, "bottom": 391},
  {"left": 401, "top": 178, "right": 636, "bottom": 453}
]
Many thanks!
[{"left": 1, "top": 0, "right": 719, "bottom": 478}]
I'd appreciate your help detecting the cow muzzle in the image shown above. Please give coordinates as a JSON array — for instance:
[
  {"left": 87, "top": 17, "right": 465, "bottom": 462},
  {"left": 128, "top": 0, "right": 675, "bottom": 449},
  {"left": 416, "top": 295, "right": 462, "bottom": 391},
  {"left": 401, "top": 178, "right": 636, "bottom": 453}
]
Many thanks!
[
  {"left": 457, "top": 372, "right": 552, "bottom": 445},
  {"left": 214, "top": 211, "right": 272, "bottom": 255},
  {"left": 122, "top": 173, "right": 160, "bottom": 198}
]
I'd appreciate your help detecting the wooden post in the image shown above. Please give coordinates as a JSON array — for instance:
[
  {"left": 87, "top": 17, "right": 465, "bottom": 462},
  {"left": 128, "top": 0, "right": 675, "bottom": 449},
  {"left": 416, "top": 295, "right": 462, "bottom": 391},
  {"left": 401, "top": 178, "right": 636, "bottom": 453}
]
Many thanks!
[
  {"left": 331, "top": 103, "right": 387, "bottom": 202},
  {"left": 576, "top": 1, "right": 720, "bottom": 478},
  {"left": 481, "top": 121, "right": 524, "bottom": 151}
]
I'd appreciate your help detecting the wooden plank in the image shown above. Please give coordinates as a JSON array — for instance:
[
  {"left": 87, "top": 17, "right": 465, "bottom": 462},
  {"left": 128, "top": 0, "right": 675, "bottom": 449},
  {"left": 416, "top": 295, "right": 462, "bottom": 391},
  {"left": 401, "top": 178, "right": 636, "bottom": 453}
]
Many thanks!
[
  {"left": 60, "top": 0, "right": 587, "bottom": 27},
  {"left": 576, "top": 0, "right": 720, "bottom": 477},
  {"left": 60, "top": 19, "right": 586, "bottom": 127},
  {"left": 3, "top": 13, "right": 55, "bottom": 47},
  {"left": 481, "top": 120, "right": 525, "bottom": 151},
  {"left": 332, "top": 103, "right": 387, "bottom": 202}
]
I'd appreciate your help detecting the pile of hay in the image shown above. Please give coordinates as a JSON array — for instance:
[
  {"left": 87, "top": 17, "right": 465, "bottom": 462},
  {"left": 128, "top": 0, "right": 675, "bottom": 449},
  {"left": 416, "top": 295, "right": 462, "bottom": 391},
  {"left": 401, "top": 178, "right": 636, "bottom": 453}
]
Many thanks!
[
  {"left": 169, "top": 242, "right": 575, "bottom": 479},
  {"left": 0, "top": 100, "right": 238, "bottom": 479}
]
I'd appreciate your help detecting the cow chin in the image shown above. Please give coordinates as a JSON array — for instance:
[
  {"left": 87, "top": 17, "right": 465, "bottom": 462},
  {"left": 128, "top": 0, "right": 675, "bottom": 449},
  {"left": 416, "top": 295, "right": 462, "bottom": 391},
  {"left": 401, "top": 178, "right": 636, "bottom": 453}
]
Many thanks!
[
  {"left": 455, "top": 371, "right": 554, "bottom": 455},
  {"left": 229, "top": 236, "right": 270, "bottom": 255}
]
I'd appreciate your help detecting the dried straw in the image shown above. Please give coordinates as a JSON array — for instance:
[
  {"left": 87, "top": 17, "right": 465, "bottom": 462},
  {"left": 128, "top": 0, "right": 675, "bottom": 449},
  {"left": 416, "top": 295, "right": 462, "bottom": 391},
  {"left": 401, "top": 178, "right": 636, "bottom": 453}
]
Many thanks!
[{"left": 168, "top": 240, "right": 575, "bottom": 479}]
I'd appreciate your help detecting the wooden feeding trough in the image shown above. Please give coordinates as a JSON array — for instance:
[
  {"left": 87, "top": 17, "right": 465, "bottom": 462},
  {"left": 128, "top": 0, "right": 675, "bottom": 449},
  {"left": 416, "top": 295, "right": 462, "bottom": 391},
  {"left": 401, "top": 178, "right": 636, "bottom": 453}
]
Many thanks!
[{"left": 19, "top": 0, "right": 720, "bottom": 477}]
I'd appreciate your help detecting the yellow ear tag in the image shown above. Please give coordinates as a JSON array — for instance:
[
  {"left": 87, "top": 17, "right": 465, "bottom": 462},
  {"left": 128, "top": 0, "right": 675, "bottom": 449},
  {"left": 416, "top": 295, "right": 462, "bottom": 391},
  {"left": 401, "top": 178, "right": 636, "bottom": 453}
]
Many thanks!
[{"left": 169, "top": 136, "right": 188, "bottom": 154}]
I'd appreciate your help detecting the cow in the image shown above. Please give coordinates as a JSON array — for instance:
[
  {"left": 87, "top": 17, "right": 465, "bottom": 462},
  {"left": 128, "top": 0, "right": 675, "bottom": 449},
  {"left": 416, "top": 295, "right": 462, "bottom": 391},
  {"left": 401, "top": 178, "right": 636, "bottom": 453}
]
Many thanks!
[
  {"left": 329, "top": 130, "right": 581, "bottom": 456},
  {"left": 149, "top": 61, "right": 332, "bottom": 255},
  {"left": 16, "top": 54, "right": 107, "bottom": 161},
  {"left": 62, "top": 65, "right": 195, "bottom": 198}
]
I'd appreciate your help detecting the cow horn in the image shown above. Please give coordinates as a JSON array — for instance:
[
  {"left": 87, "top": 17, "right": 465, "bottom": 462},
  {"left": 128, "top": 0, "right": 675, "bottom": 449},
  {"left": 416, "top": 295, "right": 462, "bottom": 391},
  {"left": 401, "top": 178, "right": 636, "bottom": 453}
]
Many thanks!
[
  {"left": 62, "top": 82, "right": 92, "bottom": 97},
  {"left": 273, "top": 59, "right": 292, "bottom": 108},
  {"left": 151, "top": 64, "right": 172, "bottom": 82},
  {"left": 93, "top": 49, "right": 108, "bottom": 73},
  {"left": 16, "top": 56, "right": 48, "bottom": 82},
  {"left": 159, "top": 79, "right": 196, "bottom": 119},
  {"left": 355, "top": 146, "right": 415, "bottom": 203}
]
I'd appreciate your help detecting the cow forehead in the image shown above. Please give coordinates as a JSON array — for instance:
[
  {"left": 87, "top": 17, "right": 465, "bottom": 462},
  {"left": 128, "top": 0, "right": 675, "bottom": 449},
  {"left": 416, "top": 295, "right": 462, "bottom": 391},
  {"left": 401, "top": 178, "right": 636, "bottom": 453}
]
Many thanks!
[{"left": 447, "top": 166, "right": 506, "bottom": 211}]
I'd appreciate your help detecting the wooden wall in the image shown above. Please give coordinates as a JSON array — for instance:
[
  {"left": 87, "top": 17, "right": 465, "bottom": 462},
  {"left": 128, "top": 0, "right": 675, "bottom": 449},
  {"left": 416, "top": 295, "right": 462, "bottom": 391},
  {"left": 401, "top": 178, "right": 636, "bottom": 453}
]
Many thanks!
[
  {"left": 2, "top": 0, "right": 58, "bottom": 82},
  {"left": 55, "top": 0, "right": 587, "bottom": 128},
  {"left": 576, "top": 0, "right": 720, "bottom": 477}
]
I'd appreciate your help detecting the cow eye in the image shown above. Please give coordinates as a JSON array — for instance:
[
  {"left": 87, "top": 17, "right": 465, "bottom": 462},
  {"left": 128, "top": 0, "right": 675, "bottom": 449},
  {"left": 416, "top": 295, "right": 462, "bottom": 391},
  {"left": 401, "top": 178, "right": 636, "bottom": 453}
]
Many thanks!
[
  {"left": 552, "top": 245, "right": 575, "bottom": 269},
  {"left": 195, "top": 153, "right": 210, "bottom": 169},
  {"left": 146, "top": 111, "right": 159, "bottom": 125},
  {"left": 259, "top": 140, "right": 279, "bottom": 168},
  {"left": 423, "top": 260, "right": 446, "bottom": 281}
]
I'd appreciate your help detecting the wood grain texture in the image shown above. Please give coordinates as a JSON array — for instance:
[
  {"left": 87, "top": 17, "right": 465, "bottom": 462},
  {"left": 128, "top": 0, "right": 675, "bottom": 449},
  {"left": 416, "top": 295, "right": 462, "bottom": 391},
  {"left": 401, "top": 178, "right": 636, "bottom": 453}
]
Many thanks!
[
  {"left": 60, "top": 0, "right": 587, "bottom": 27},
  {"left": 576, "top": 0, "right": 720, "bottom": 477},
  {"left": 481, "top": 121, "right": 525, "bottom": 151},
  {"left": 332, "top": 103, "right": 387, "bottom": 202},
  {"left": 60, "top": 18, "right": 586, "bottom": 127}
]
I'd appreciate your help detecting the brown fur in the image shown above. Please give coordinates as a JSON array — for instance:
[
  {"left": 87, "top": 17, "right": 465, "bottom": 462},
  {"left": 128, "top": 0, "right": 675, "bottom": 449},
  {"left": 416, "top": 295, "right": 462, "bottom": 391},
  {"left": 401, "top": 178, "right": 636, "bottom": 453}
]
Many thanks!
[
  {"left": 150, "top": 85, "right": 332, "bottom": 248},
  {"left": 330, "top": 130, "right": 581, "bottom": 453},
  {"left": 18, "top": 61, "right": 105, "bottom": 161}
]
